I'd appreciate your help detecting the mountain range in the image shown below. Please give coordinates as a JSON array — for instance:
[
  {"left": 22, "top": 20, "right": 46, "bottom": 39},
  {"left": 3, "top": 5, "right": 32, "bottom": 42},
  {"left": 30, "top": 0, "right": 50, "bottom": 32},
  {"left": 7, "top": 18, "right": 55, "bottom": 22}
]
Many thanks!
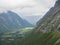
[{"left": 0, "top": 11, "right": 33, "bottom": 33}]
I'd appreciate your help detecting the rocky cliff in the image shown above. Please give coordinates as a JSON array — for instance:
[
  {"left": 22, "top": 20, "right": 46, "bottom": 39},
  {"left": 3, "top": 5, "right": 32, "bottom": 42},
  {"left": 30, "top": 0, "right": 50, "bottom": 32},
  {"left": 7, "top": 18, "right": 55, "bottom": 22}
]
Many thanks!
[{"left": 36, "top": 0, "right": 60, "bottom": 32}]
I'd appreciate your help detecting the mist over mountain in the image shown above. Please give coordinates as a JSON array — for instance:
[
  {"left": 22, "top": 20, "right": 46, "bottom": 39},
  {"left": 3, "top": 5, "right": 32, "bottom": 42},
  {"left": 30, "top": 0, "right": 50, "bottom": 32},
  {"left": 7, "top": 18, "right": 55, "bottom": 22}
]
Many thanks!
[
  {"left": 0, "top": 11, "right": 33, "bottom": 33},
  {"left": 24, "top": 15, "right": 43, "bottom": 25},
  {"left": 0, "top": 0, "right": 59, "bottom": 45}
]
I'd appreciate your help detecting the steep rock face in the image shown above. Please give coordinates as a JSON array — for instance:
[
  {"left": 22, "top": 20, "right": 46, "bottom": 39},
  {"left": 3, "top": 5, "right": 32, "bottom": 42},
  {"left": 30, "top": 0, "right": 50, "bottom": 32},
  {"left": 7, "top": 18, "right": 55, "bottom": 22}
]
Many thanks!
[
  {"left": 36, "top": 0, "right": 60, "bottom": 32},
  {"left": 0, "top": 11, "right": 33, "bottom": 33}
]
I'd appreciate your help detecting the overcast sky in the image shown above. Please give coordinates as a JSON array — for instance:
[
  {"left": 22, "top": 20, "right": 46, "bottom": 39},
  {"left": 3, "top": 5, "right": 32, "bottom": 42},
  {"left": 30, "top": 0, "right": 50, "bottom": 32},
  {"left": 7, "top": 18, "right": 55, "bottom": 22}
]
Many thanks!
[{"left": 0, "top": 0, "right": 57, "bottom": 16}]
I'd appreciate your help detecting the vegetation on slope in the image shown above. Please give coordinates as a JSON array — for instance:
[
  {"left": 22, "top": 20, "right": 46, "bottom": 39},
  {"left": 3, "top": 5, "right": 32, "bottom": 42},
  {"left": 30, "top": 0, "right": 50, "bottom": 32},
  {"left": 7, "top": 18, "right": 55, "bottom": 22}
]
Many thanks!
[
  {"left": 0, "top": 27, "right": 60, "bottom": 45},
  {"left": 18, "top": 30, "right": 60, "bottom": 45},
  {"left": 0, "top": 27, "right": 33, "bottom": 45}
]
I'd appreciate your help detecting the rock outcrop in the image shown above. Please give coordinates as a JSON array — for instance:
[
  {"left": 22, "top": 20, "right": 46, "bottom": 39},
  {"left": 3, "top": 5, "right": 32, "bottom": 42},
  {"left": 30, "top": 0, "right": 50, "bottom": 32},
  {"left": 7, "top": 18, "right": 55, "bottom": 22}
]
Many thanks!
[{"left": 36, "top": 0, "right": 60, "bottom": 32}]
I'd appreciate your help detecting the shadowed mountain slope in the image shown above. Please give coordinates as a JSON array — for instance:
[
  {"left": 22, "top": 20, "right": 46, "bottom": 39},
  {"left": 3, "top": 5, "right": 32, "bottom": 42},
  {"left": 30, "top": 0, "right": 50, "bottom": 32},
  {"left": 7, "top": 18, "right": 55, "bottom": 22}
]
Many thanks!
[{"left": 0, "top": 11, "right": 33, "bottom": 33}]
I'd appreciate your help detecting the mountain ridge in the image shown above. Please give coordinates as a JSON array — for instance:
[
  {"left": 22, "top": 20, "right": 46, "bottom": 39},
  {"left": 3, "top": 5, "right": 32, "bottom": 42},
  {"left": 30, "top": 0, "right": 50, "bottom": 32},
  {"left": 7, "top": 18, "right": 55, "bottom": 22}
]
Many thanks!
[
  {"left": 35, "top": 0, "right": 60, "bottom": 33},
  {"left": 0, "top": 11, "right": 33, "bottom": 33}
]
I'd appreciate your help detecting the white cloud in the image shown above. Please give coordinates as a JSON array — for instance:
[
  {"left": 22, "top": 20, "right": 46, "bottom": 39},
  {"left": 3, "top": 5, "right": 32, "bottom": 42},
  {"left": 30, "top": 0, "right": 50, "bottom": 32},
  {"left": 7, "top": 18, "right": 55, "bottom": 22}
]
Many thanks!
[
  {"left": 12, "top": 0, "right": 56, "bottom": 16},
  {"left": 0, "top": 0, "right": 56, "bottom": 16},
  {"left": 0, "top": 0, "right": 35, "bottom": 9}
]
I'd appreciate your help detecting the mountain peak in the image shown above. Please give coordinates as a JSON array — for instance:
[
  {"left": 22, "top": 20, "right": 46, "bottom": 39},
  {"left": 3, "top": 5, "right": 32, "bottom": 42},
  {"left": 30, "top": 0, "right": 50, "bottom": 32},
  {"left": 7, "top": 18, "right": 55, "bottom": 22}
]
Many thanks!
[{"left": 0, "top": 11, "right": 33, "bottom": 33}]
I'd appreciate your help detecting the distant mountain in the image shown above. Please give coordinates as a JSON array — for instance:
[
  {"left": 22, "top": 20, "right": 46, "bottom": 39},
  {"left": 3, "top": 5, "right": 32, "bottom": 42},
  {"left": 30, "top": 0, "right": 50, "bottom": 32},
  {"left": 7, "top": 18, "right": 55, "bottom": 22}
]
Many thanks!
[
  {"left": 0, "top": 11, "right": 33, "bottom": 33},
  {"left": 24, "top": 15, "right": 43, "bottom": 25}
]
